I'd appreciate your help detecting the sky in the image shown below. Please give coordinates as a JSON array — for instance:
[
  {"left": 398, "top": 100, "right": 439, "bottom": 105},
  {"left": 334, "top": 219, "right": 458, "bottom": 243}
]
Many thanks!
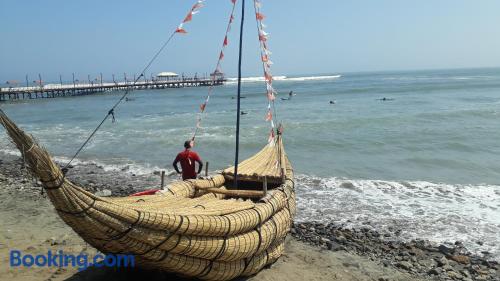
[{"left": 1, "top": 0, "right": 500, "bottom": 83}]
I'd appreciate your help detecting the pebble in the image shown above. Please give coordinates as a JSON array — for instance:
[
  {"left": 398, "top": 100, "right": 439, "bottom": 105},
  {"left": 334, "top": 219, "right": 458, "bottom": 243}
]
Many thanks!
[
  {"left": 396, "top": 261, "right": 413, "bottom": 270},
  {"left": 94, "top": 189, "right": 112, "bottom": 197},
  {"left": 450, "top": 255, "right": 470, "bottom": 265}
]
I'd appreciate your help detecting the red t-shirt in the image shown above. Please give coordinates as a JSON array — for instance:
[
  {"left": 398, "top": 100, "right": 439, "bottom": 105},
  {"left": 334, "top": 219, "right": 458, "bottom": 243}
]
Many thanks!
[{"left": 174, "top": 149, "right": 201, "bottom": 180}]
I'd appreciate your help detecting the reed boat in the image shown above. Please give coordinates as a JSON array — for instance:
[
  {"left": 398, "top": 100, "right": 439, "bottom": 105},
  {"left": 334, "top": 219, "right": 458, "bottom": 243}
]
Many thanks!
[
  {"left": 0, "top": 0, "right": 294, "bottom": 279},
  {"left": 0, "top": 110, "right": 295, "bottom": 280}
]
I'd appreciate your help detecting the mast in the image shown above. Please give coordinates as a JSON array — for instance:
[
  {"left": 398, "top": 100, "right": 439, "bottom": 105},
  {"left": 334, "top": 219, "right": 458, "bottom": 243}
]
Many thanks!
[{"left": 234, "top": 0, "right": 245, "bottom": 188}]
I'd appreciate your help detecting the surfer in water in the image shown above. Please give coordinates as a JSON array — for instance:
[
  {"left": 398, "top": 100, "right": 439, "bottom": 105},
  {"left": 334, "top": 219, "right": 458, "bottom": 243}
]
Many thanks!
[
  {"left": 378, "top": 97, "right": 394, "bottom": 101},
  {"left": 281, "top": 91, "right": 295, "bottom": 101},
  {"left": 329, "top": 100, "right": 336, "bottom": 104}
]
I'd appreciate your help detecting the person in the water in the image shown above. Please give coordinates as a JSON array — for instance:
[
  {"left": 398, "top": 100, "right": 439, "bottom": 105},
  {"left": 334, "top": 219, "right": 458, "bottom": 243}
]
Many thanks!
[
  {"left": 329, "top": 100, "right": 336, "bottom": 104},
  {"left": 281, "top": 91, "right": 295, "bottom": 101},
  {"left": 173, "top": 140, "right": 203, "bottom": 180}
]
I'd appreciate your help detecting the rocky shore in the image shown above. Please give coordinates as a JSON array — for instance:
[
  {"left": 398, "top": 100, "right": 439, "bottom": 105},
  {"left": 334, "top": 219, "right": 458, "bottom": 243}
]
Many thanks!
[
  {"left": 292, "top": 222, "right": 499, "bottom": 280},
  {"left": 0, "top": 154, "right": 498, "bottom": 281}
]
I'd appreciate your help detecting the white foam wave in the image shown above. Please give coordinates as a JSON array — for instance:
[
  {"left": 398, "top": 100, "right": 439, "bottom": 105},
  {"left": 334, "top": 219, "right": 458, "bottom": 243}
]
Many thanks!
[
  {"left": 381, "top": 75, "right": 497, "bottom": 82},
  {"left": 295, "top": 174, "right": 500, "bottom": 260},
  {"left": 225, "top": 75, "right": 341, "bottom": 84},
  {"left": 285, "top": 75, "right": 342, "bottom": 81},
  {"left": 0, "top": 147, "right": 167, "bottom": 176}
]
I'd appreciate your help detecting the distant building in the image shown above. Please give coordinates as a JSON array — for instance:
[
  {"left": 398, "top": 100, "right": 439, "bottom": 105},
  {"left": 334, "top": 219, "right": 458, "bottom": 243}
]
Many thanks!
[{"left": 156, "top": 72, "right": 179, "bottom": 81}]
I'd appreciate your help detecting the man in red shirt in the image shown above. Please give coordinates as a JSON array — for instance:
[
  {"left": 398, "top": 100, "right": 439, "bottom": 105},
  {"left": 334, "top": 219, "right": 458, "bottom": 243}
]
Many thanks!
[{"left": 173, "top": 140, "right": 203, "bottom": 180}]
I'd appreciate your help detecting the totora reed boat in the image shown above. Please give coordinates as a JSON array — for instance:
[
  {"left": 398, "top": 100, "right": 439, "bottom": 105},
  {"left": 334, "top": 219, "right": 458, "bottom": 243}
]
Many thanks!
[{"left": 0, "top": 0, "right": 295, "bottom": 280}]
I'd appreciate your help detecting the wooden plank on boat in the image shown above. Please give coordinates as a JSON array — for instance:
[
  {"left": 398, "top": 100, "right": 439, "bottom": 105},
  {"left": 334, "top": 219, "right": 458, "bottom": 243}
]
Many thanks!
[
  {"left": 263, "top": 176, "right": 267, "bottom": 197},
  {"left": 197, "top": 187, "right": 265, "bottom": 198}
]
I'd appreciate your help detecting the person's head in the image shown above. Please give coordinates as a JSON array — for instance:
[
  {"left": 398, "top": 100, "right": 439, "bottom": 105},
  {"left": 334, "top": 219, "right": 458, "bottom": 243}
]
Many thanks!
[{"left": 184, "top": 140, "right": 192, "bottom": 149}]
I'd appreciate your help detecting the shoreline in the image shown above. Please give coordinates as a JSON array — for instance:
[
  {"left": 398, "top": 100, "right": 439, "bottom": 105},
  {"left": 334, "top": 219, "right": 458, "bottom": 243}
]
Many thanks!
[{"left": 0, "top": 155, "right": 498, "bottom": 280}]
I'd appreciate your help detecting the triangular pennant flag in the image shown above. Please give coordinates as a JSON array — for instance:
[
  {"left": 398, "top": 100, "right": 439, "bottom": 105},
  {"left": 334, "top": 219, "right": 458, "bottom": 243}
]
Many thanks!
[
  {"left": 192, "top": 2, "right": 204, "bottom": 11},
  {"left": 183, "top": 12, "right": 193, "bottom": 23},
  {"left": 231, "top": 0, "right": 236, "bottom": 3},
  {"left": 223, "top": 36, "right": 228, "bottom": 46},
  {"left": 256, "top": 12, "right": 265, "bottom": 20},
  {"left": 278, "top": 123, "right": 284, "bottom": 134},
  {"left": 268, "top": 128, "right": 275, "bottom": 143},
  {"left": 261, "top": 55, "right": 269, "bottom": 62},
  {"left": 265, "top": 72, "right": 272, "bottom": 82},
  {"left": 230, "top": 15, "right": 234, "bottom": 23},
  {"left": 219, "top": 51, "right": 224, "bottom": 60},
  {"left": 176, "top": 28, "right": 187, "bottom": 34},
  {"left": 265, "top": 110, "right": 273, "bottom": 121}
]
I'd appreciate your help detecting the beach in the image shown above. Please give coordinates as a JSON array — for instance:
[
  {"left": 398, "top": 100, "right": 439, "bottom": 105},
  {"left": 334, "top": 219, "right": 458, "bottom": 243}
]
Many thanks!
[{"left": 0, "top": 154, "right": 497, "bottom": 281}]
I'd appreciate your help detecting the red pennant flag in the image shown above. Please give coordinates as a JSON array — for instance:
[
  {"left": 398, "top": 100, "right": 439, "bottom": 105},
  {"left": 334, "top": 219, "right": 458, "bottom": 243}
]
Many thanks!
[
  {"left": 268, "top": 129, "right": 275, "bottom": 143},
  {"left": 219, "top": 51, "right": 224, "bottom": 60},
  {"left": 223, "top": 36, "right": 228, "bottom": 46},
  {"left": 200, "top": 103, "right": 206, "bottom": 111},
  {"left": 231, "top": 0, "right": 236, "bottom": 3},
  {"left": 176, "top": 28, "right": 187, "bottom": 34},
  {"left": 259, "top": 34, "right": 267, "bottom": 42},
  {"left": 230, "top": 15, "right": 234, "bottom": 23},
  {"left": 267, "top": 91, "right": 275, "bottom": 101},
  {"left": 256, "top": 13, "right": 265, "bottom": 20},
  {"left": 265, "top": 110, "right": 272, "bottom": 121},
  {"left": 264, "top": 72, "right": 272, "bottom": 82},
  {"left": 192, "top": 2, "right": 203, "bottom": 11},
  {"left": 261, "top": 55, "right": 269, "bottom": 62},
  {"left": 183, "top": 12, "right": 193, "bottom": 23}
]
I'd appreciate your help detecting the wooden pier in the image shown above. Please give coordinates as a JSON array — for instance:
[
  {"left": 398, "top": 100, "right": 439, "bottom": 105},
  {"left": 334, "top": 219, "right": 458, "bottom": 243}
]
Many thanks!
[{"left": 0, "top": 77, "right": 225, "bottom": 102}]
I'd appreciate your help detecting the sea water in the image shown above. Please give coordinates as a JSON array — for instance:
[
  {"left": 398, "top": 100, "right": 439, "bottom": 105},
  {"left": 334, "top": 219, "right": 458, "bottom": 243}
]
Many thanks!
[{"left": 1, "top": 67, "right": 499, "bottom": 259}]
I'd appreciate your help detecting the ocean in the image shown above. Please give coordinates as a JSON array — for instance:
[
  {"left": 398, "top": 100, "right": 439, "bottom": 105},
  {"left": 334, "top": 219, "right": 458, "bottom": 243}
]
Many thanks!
[{"left": 1, "top": 67, "right": 500, "bottom": 259}]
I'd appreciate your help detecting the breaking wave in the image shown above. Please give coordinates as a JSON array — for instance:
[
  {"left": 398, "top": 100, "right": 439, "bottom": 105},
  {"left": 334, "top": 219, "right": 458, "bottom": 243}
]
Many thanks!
[
  {"left": 225, "top": 75, "right": 341, "bottom": 84},
  {"left": 295, "top": 174, "right": 500, "bottom": 260}
]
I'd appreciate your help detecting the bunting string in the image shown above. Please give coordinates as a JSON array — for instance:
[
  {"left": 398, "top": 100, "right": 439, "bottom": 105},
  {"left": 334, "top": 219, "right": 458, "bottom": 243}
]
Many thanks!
[
  {"left": 60, "top": 0, "right": 207, "bottom": 169},
  {"left": 253, "top": 0, "right": 278, "bottom": 144},
  {"left": 192, "top": 0, "right": 238, "bottom": 141},
  {"left": 176, "top": 0, "right": 206, "bottom": 34}
]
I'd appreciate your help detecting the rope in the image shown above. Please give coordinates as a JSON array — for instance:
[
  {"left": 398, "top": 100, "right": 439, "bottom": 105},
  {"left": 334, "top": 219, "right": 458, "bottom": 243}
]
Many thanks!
[
  {"left": 192, "top": 1, "right": 238, "bottom": 141},
  {"left": 234, "top": 0, "right": 245, "bottom": 189},
  {"left": 63, "top": 11, "right": 187, "bottom": 169},
  {"left": 252, "top": 0, "right": 280, "bottom": 140}
]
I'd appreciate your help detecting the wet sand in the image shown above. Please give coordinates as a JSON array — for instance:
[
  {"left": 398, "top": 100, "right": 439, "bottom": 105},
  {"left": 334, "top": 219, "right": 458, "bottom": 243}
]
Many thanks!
[{"left": 0, "top": 155, "right": 497, "bottom": 281}]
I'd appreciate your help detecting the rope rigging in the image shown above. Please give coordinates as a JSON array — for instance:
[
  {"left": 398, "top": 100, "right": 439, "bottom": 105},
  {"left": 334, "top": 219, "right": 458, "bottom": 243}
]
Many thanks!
[
  {"left": 63, "top": 0, "right": 205, "bottom": 170},
  {"left": 192, "top": 0, "right": 238, "bottom": 141},
  {"left": 58, "top": 0, "right": 281, "bottom": 182},
  {"left": 253, "top": 0, "right": 280, "bottom": 143}
]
